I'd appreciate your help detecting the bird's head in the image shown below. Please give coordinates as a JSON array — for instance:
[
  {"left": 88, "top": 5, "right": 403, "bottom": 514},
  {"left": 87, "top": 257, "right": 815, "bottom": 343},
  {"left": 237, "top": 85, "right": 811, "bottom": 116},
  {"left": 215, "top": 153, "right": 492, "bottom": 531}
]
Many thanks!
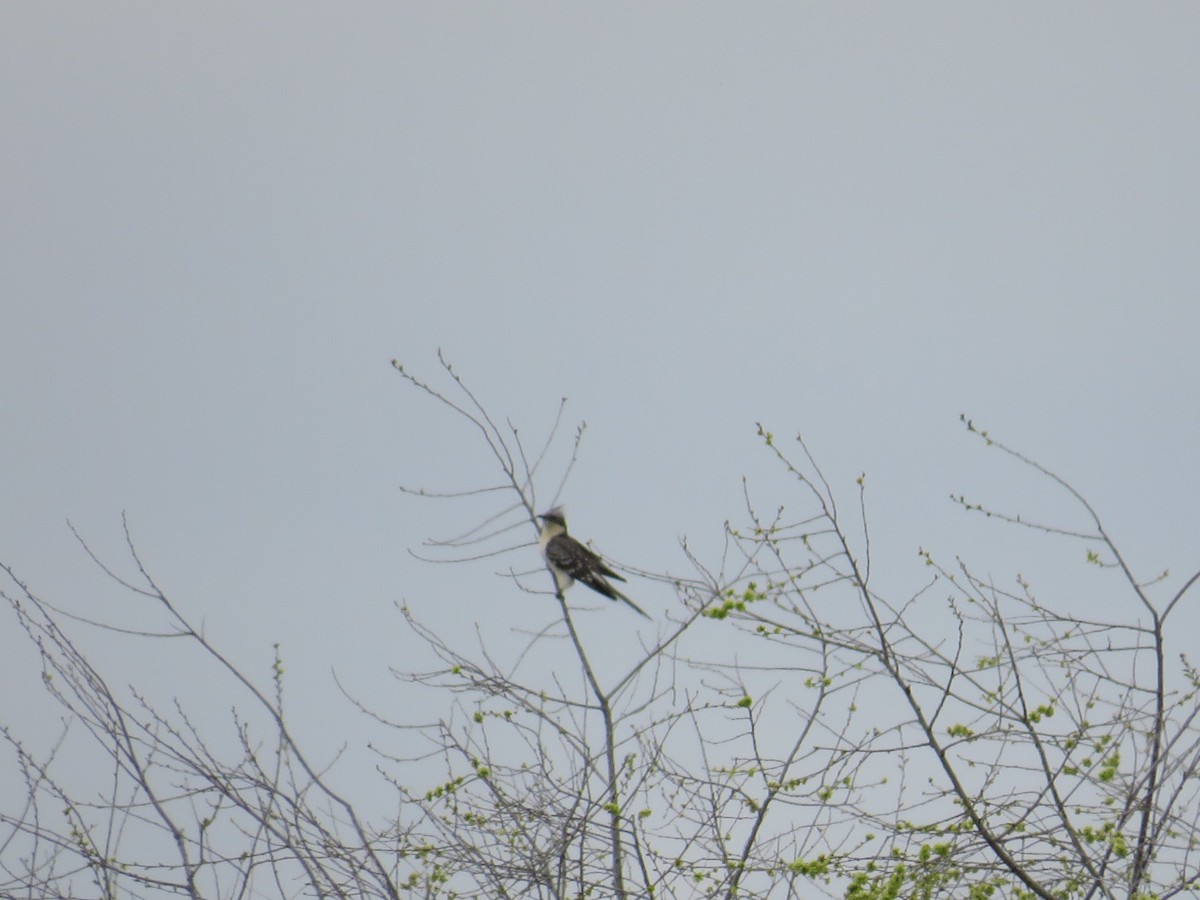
[{"left": 538, "top": 507, "right": 567, "bottom": 529}]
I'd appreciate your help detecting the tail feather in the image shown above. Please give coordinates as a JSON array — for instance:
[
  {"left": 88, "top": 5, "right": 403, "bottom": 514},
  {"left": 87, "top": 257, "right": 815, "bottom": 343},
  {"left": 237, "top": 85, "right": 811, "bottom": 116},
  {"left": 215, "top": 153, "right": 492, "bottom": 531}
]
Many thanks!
[
  {"left": 597, "top": 562, "right": 627, "bottom": 583},
  {"left": 584, "top": 573, "right": 651, "bottom": 619},
  {"left": 609, "top": 584, "right": 651, "bottom": 620}
]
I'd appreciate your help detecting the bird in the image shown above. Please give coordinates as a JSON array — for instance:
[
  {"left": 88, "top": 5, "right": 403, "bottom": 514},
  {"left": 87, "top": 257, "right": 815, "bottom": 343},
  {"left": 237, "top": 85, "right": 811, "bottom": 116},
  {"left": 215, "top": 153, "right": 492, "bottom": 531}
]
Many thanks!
[{"left": 537, "top": 508, "right": 650, "bottom": 619}]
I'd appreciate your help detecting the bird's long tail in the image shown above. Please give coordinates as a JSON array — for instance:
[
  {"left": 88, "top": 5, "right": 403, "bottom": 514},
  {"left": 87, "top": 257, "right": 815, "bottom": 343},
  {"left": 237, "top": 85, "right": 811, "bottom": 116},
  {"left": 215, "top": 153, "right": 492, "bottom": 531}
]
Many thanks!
[{"left": 611, "top": 586, "right": 651, "bottom": 620}]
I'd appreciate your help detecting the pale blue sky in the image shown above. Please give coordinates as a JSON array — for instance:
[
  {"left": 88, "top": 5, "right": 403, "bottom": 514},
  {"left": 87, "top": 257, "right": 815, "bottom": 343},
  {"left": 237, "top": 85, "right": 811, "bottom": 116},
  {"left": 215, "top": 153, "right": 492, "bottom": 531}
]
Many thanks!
[{"left": 3, "top": 4, "right": 1199, "bottom": 773}]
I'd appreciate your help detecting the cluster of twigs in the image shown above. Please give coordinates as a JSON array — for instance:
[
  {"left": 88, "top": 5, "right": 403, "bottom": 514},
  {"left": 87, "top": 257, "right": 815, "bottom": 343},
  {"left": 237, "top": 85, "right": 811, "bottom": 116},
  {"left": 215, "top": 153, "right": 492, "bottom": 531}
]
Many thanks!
[{"left": 1, "top": 354, "right": 1198, "bottom": 899}]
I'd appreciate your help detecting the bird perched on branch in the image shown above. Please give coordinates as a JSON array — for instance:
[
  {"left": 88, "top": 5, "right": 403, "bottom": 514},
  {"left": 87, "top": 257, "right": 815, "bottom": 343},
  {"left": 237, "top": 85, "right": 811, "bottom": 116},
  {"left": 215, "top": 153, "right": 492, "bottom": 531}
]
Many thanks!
[{"left": 537, "top": 508, "right": 650, "bottom": 619}]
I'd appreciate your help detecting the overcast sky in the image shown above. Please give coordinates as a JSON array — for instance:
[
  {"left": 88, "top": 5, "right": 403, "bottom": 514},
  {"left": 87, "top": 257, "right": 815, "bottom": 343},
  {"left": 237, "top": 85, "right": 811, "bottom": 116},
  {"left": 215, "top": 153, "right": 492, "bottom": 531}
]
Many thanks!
[{"left": 3, "top": 4, "right": 1199, "bottom": 773}]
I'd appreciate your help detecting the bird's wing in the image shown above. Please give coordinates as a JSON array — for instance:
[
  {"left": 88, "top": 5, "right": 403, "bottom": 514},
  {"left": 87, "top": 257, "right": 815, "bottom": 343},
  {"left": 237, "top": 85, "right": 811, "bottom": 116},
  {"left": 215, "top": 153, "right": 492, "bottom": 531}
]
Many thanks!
[
  {"left": 554, "top": 536, "right": 627, "bottom": 582},
  {"left": 544, "top": 534, "right": 592, "bottom": 579}
]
